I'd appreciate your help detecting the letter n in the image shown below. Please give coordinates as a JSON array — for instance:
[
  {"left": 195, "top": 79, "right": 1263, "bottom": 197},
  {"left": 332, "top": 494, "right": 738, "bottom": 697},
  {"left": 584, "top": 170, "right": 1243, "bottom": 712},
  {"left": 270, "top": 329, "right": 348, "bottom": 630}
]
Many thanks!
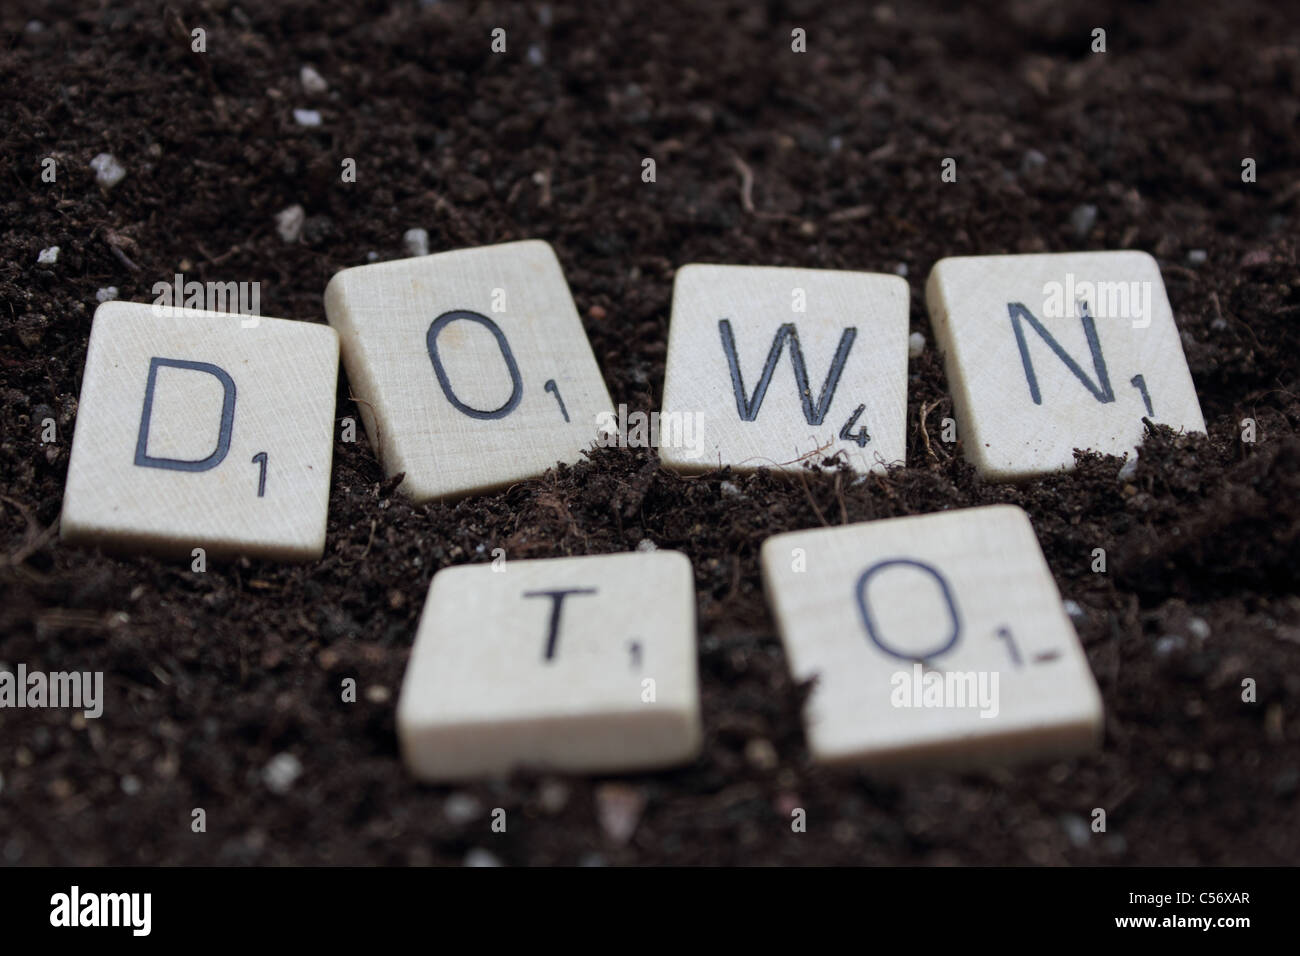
[
  {"left": 134, "top": 358, "right": 236, "bottom": 471},
  {"left": 1006, "top": 302, "right": 1115, "bottom": 405}
]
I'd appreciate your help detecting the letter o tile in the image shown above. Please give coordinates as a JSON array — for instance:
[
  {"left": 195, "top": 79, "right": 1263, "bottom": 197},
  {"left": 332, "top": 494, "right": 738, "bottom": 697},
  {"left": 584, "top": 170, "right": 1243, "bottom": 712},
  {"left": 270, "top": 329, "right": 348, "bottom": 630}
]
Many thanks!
[{"left": 324, "top": 240, "right": 614, "bottom": 501}]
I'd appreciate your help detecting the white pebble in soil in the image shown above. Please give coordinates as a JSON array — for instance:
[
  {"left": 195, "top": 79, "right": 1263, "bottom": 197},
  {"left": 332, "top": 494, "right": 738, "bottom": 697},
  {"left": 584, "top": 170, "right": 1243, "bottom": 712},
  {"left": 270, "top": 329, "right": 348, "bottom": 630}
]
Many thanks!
[
  {"left": 745, "top": 738, "right": 779, "bottom": 771},
  {"left": 262, "top": 753, "right": 303, "bottom": 794},
  {"left": 908, "top": 331, "right": 926, "bottom": 359},
  {"left": 1021, "top": 149, "right": 1047, "bottom": 173},
  {"left": 403, "top": 228, "right": 430, "bottom": 257},
  {"left": 90, "top": 152, "right": 126, "bottom": 188},
  {"left": 1061, "top": 814, "right": 1091, "bottom": 848},
  {"left": 293, "top": 108, "right": 322, "bottom": 127},
  {"left": 276, "top": 204, "right": 305, "bottom": 243},
  {"left": 1154, "top": 635, "right": 1186, "bottom": 657},
  {"left": 1070, "top": 203, "right": 1098, "bottom": 238},
  {"left": 299, "top": 65, "right": 328, "bottom": 94},
  {"left": 96, "top": 286, "right": 118, "bottom": 303},
  {"left": 538, "top": 778, "right": 569, "bottom": 814},
  {"left": 37, "top": 246, "right": 59, "bottom": 265},
  {"left": 443, "top": 792, "right": 482, "bottom": 825},
  {"left": 595, "top": 783, "right": 646, "bottom": 846}
]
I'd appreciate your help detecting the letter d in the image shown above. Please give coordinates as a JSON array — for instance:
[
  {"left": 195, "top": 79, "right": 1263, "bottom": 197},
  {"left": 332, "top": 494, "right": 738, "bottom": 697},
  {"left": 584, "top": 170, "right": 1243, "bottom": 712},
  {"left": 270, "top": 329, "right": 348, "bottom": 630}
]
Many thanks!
[{"left": 134, "top": 358, "right": 236, "bottom": 471}]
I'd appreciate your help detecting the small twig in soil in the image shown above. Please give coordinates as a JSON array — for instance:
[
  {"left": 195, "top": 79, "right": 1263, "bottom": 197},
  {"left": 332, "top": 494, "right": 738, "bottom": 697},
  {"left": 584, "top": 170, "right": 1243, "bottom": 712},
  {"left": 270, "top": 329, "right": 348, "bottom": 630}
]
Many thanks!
[
  {"left": 197, "top": 242, "right": 241, "bottom": 266},
  {"left": 730, "top": 152, "right": 756, "bottom": 214},
  {"left": 827, "top": 205, "right": 872, "bottom": 222},
  {"left": 871, "top": 472, "right": 898, "bottom": 502},
  {"left": 918, "top": 399, "right": 947, "bottom": 461},
  {"left": 728, "top": 152, "right": 797, "bottom": 222},
  {"left": 0, "top": 495, "right": 58, "bottom": 567},
  {"left": 347, "top": 393, "right": 381, "bottom": 468},
  {"left": 1163, "top": 263, "right": 1199, "bottom": 281},
  {"left": 340, "top": 519, "right": 378, "bottom": 567},
  {"left": 795, "top": 468, "right": 830, "bottom": 527},
  {"left": 103, "top": 234, "right": 141, "bottom": 273},
  {"left": 866, "top": 141, "right": 896, "bottom": 161}
]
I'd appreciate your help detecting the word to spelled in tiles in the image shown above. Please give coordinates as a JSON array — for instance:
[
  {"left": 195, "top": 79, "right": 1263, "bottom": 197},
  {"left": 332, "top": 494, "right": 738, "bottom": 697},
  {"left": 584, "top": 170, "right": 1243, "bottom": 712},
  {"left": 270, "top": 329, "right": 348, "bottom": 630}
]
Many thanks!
[
  {"left": 659, "top": 264, "right": 910, "bottom": 474},
  {"left": 761, "top": 505, "right": 1103, "bottom": 770},
  {"left": 61, "top": 302, "right": 339, "bottom": 561},
  {"left": 397, "top": 550, "right": 702, "bottom": 781},
  {"left": 926, "top": 251, "right": 1205, "bottom": 480},
  {"left": 324, "top": 240, "right": 614, "bottom": 501}
]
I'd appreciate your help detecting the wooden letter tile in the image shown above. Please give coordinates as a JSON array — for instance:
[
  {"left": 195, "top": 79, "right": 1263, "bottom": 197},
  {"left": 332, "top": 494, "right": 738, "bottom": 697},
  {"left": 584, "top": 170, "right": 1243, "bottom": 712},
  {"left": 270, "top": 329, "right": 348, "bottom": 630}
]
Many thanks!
[
  {"left": 659, "top": 265, "right": 909, "bottom": 474},
  {"left": 324, "top": 240, "right": 614, "bottom": 501},
  {"left": 61, "top": 302, "right": 339, "bottom": 561},
  {"left": 761, "top": 505, "right": 1103, "bottom": 770},
  {"left": 398, "top": 551, "right": 701, "bottom": 781},
  {"left": 926, "top": 251, "right": 1205, "bottom": 480}
]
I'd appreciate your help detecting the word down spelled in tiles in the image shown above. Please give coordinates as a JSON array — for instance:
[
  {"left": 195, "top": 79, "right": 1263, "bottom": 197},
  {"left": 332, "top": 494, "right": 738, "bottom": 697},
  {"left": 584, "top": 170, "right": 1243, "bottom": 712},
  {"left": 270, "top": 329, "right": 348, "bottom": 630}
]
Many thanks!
[
  {"left": 926, "top": 250, "right": 1205, "bottom": 480},
  {"left": 324, "top": 240, "right": 614, "bottom": 501},
  {"left": 61, "top": 302, "right": 339, "bottom": 561},
  {"left": 761, "top": 505, "right": 1103, "bottom": 770},
  {"left": 659, "top": 264, "right": 909, "bottom": 474},
  {"left": 397, "top": 551, "right": 702, "bottom": 781}
]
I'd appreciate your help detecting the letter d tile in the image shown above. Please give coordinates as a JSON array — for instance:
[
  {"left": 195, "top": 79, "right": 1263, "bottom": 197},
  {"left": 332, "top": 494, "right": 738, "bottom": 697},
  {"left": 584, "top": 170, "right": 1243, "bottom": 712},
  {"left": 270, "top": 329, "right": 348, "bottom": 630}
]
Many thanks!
[{"left": 60, "top": 302, "right": 338, "bottom": 561}]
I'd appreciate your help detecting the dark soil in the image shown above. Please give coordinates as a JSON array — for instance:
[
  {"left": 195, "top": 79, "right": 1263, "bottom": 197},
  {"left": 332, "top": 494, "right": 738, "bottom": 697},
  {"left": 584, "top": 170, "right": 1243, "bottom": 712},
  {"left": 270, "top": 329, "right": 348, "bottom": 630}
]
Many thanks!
[{"left": 2, "top": 1, "right": 1298, "bottom": 865}]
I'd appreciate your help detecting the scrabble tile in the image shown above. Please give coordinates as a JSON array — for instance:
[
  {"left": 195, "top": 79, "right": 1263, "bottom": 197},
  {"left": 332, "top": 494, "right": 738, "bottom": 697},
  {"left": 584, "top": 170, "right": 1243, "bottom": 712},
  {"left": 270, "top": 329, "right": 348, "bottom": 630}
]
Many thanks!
[
  {"left": 397, "top": 551, "right": 701, "bottom": 781},
  {"left": 60, "top": 302, "right": 339, "bottom": 561},
  {"left": 323, "top": 240, "right": 614, "bottom": 502},
  {"left": 760, "top": 505, "right": 1102, "bottom": 770},
  {"left": 659, "top": 264, "right": 909, "bottom": 474},
  {"left": 926, "top": 251, "right": 1205, "bottom": 480}
]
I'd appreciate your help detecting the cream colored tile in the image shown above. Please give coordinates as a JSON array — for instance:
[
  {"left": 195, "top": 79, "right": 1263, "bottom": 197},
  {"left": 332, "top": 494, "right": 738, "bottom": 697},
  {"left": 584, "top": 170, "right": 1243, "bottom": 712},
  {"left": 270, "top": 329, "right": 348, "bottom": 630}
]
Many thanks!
[
  {"left": 761, "top": 505, "right": 1102, "bottom": 770},
  {"left": 926, "top": 251, "right": 1205, "bottom": 480},
  {"left": 60, "top": 302, "right": 338, "bottom": 561},
  {"left": 323, "top": 240, "right": 614, "bottom": 502},
  {"left": 397, "top": 551, "right": 701, "bottom": 781},
  {"left": 659, "top": 264, "right": 909, "bottom": 474}
]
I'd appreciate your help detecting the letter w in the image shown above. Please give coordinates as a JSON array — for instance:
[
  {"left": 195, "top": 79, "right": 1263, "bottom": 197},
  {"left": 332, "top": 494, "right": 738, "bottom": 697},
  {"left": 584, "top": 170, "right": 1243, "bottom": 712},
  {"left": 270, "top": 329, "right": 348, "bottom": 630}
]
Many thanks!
[
  {"left": 1007, "top": 302, "right": 1114, "bottom": 405},
  {"left": 718, "top": 319, "right": 856, "bottom": 425}
]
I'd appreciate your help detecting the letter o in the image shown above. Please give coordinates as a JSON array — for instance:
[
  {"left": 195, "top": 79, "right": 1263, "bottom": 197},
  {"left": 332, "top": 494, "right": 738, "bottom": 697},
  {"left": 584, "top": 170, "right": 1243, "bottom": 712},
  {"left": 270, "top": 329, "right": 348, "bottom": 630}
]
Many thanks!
[
  {"left": 426, "top": 310, "right": 523, "bottom": 420},
  {"left": 855, "top": 558, "right": 961, "bottom": 661}
]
